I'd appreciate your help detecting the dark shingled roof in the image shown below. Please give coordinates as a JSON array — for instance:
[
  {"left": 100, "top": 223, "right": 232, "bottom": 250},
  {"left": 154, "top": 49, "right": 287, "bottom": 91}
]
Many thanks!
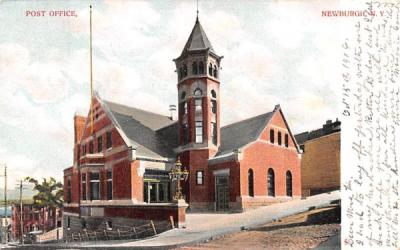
[
  {"left": 216, "top": 111, "right": 274, "bottom": 157},
  {"left": 294, "top": 132, "right": 309, "bottom": 145},
  {"left": 295, "top": 119, "right": 341, "bottom": 145},
  {"left": 181, "top": 18, "right": 215, "bottom": 55},
  {"left": 102, "top": 99, "right": 280, "bottom": 160},
  {"left": 103, "top": 100, "right": 178, "bottom": 159}
]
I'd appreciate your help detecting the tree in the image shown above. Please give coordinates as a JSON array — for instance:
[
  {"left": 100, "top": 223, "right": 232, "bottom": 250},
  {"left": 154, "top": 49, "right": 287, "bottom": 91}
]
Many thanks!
[{"left": 24, "top": 177, "right": 63, "bottom": 209}]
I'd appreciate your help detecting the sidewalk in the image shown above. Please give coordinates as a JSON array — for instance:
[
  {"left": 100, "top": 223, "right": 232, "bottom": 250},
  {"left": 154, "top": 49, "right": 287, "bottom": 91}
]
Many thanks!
[{"left": 17, "top": 191, "right": 340, "bottom": 249}]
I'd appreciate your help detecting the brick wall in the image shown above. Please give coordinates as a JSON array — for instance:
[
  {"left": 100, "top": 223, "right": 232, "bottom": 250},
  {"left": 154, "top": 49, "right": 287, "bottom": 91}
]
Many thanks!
[
  {"left": 238, "top": 110, "right": 301, "bottom": 210},
  {"left": 300, "top": 132, "right": 340, "bottom": 196},
  {"left": 12, "top": 205, "right": 61, "bottom": 240}
]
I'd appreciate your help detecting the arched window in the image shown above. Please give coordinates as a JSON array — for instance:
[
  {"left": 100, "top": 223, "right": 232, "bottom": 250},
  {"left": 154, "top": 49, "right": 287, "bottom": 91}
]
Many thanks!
[
  {"left": 199, "top": 61, "right": 204, "bottom": 74},
  {"left": 267, "top": 168, "right": 275, "bottom": 197},
  {"left": 192, "top": 62, "right": 198, "bottom": 75},
  {"left": 208, "top": 63, "right": 213, "bottom": 76},
  {"left": 211, "top": 90, "right": 217, "bottom": 98},
  {"left": 182, "top": 123, "right": 189, "bottom": 144},
  {"left": 183, "top": 64, "right": 187, "bottom": 77},
  {"left": 286, "top": 171, "right": 292, "bottom": 197},
  {"left": 179, "top": 67, "right": 183, "bottom": 79},
  {"left": 285, "top": 134, "right": 289, "bottom": 147},
  {"left": 248, "top": 169, "right": 254, "bottom": 197},
  {"left": 213, "top": 65, "right": 218, "bottom": 78},
  {"left": 270, "top": 129, "right": 275, "bottom": 144},
  {"left": 181, "top": 91, "right": 186, "bottom": 100},
  {"left": 194, "top": 88, "right": 202, "bottom": 96},
  {"left": 278, "top": 131, "right": 282, "bottom": 145}
]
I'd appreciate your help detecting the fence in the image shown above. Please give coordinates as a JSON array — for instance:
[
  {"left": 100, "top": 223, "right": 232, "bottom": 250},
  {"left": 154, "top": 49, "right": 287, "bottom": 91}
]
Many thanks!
[{"left": 64, "top": 219, "right": 173, "bottom": 243}]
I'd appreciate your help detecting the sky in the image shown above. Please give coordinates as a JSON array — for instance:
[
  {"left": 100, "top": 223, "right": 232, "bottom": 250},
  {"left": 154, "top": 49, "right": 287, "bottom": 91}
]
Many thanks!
[{"left": 0, "top": 0, "right": 360, "bottom": 187}]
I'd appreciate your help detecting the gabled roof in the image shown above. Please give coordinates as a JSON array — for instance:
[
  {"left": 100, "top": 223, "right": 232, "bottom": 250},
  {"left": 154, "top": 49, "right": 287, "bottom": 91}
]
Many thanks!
[
  {"left": 180, "top": 18, "right": 215, "bottom": 56},
  {"left": 213, "top": 105, "right": 301, "bottom": 159},
  {"left": 215, "top": 111, "right": 274, "bottom": 157},
  {"left": 101, "top": 100, "right": 178, "bottom": 160}
]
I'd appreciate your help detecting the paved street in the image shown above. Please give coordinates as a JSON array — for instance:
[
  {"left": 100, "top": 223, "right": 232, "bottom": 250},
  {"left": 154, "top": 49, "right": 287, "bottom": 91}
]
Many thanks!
[{"left": 16, "top": 191, "right": 340, "bottom": 249}]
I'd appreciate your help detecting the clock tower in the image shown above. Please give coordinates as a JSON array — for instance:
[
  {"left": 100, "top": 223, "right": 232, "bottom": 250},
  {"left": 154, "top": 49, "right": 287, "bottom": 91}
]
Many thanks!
[{"left": 174, "top": 17, "right": 223, "bottom": 209}]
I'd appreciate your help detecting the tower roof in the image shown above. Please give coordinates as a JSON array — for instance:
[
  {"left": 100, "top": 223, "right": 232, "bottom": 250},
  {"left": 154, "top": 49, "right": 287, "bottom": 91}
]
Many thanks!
[{"left": 180, "top": 18, "right": 215, "bottom": 56}]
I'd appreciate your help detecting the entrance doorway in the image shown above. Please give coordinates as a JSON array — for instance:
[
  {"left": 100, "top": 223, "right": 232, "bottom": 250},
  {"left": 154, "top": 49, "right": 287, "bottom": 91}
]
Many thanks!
[{"left": 215, "top": 176, "right": 229, "bottom": 211}]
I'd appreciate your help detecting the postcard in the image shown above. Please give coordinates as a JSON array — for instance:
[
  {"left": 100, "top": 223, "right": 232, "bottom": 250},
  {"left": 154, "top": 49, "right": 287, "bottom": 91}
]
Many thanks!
[{"left": 0, "top": 0, "right": 398, "bottom": 249}]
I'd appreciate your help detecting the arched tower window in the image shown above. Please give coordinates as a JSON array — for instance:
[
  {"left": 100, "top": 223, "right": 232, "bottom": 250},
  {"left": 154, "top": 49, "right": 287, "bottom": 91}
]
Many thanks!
[
  {"left": 248, "top": 169, "right": 254, "bottom": 197},
  {"left": 270, "top": 129, "right": 275, "bottom": 144},
  {"left": 199, "top": 61, "right": 204, "bottom": 74},
  {"left": 267, "top": 168, "right": 275, "bottom": 197},
  {"left": 194, "top": 88, "right": 203, "bottom": 143},
  {"left": 183, "top": 64, "right": 187, "bottom": 77},
  {"left": 213, "top": 65, "right": 218, "bottom": 78},
  {"left": 208, "top": 63, "right": 213, "bottom": 76},
  {"left": 210, "top": 89, "right": 217, "bottom": 145},
  {"left": 194, "top": 88, "right": 202, "bottom": 96},
  {"left": 211, "top": 90, "right": 217, "bottom": 98},
  {"left": 179, "top": 67, "right": 183, "bottom": 79},
  {"left": 182, "top": 123, "right": 189, "bottom": 144},
  {"left": 286, "top": 171, "right": 293, "bottom": 197},
  {"left": 192, "top": 62, "right": 198, "bottom": 75},
  {"left": 181, "top": 91, "right": 186, "bottom": 100}
]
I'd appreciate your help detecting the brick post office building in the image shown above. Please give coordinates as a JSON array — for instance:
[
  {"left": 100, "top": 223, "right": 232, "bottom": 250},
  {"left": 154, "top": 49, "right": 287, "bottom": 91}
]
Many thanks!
[{"left": 63, "top": 16, "right": 302, "bottom": 231}]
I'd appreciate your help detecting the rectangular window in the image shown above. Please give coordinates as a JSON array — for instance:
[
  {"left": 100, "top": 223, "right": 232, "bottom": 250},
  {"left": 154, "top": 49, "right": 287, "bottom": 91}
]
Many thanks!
[
  {"left": 211, "top": 122, "right": 217, "bottom": 145},
  {"left": 196, "top": 171, "right": 204, "bottom": 185},
  {"left": 66, "top": 176, "right": 71, "bottom": 203},
  {"left": 195, "top": 121, "right": 203, "bottom": 143},
  {"left": 89, "top": 140, "right": 94, "bottom": 154},
  {"left": 82, "top": 174, "right": 86, "bottom": 200},
  {"left": 106, "top": 131, "right": 112, "bottom": 149},
  {"left": 182, "top": 123, "right": 189, "bottom": 144},
  {"left": 97, "top": 136, "right": 103, "bottom": 153},
  {"left": 90, "top": 172, "right": 100, "bottom": 200},
  {"left": 158, "top": 183, "right": 165, "bottom": 202},
  {"left": 195, "top": 99, "right": 202, "bottom": 112},
  {"left": 211, "top": 100, "right": 217, "bottom": 114},
  {"left": 278, "top": 132, "right": 282, "bottom": 146},
  {"left": 183, "top": 102, "right": 188, "bottom": 115},
  {"left": 285, "top": 134, "right": 289, "bottom": 147},
  {"left": 106, "top": 171, "right": 112, "bottom": 200},
  {"left": 270, "top": 130, "right": 275, "bottom": 144}
]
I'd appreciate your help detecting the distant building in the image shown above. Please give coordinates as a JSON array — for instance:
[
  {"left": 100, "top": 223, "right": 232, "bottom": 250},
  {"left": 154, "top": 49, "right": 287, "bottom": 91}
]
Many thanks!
[
  {"left": 11, "top": 204, "right": 62, "bottom": 241},
  {"left": 295, "top": 119, "right": 341, "bottom": 197}
]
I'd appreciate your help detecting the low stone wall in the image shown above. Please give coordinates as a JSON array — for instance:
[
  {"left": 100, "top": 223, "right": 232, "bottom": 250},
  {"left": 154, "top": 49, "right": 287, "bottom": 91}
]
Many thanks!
[{"left": 63, "top": 201, "right": 188, "bottom": 235}]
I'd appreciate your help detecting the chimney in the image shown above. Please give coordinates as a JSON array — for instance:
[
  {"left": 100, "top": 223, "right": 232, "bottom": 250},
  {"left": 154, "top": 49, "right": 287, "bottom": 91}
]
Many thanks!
[
  {"left": 169, "top": 104, "right": 177, "bottom": 121},
  {"left": 74, "top": 113, "right": 86, "bottom": 144}
]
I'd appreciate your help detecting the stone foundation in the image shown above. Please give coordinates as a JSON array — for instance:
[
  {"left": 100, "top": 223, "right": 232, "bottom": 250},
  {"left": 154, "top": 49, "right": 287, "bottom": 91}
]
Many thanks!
[{"left": 239, "top": 196, "right": 302, "bottom": 211}]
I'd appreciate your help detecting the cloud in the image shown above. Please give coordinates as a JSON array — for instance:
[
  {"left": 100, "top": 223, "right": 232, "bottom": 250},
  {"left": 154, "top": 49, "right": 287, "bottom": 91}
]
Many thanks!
[{"left": 0, "top": 1, "right": 347, "bottom": 187}]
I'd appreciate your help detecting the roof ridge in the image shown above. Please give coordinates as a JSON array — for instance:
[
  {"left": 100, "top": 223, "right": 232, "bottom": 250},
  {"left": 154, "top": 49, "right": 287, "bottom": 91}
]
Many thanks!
[
  {"left": 221, "top": 111, "right": 274, "bottom": 129},
  {"left": 103, "top": 100, "right": 169, "bottom": 118}
]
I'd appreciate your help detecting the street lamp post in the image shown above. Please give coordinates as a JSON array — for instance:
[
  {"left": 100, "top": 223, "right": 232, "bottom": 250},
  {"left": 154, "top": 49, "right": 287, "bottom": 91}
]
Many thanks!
[{"left": 169, "top": 157, "right": 189, "bottom": 201}]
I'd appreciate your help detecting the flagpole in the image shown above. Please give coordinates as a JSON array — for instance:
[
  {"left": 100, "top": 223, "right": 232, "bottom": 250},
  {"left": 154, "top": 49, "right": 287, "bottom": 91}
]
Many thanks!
[{"left": 89, "top": 5, "right": 94, "bottom": 135}]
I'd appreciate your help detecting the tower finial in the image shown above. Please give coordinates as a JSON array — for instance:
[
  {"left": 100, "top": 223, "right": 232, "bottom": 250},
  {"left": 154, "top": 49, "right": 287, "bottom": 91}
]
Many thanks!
[{"left": 196, "top": 0, "right": 199, "bottom": 21}]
